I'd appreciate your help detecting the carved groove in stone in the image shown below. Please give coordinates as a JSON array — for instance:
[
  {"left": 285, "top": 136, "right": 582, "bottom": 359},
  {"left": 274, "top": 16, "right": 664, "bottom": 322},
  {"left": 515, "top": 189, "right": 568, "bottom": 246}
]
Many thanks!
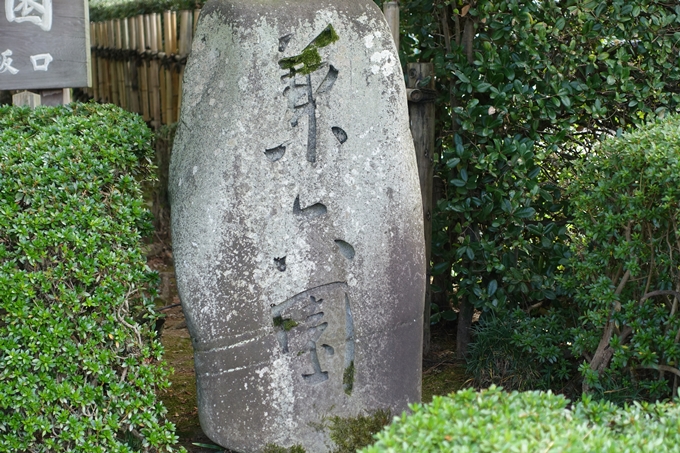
[
  {"left": 278, "top": 33, "right": 293, "bottom": 52},
  {"left": 332, "top": 127, "right": 347, "bottom": 144},
  {"left": 344, "top": 294, "right": 355, "bottom": 394},
  {"left": 293, "top": 195, "right": 327, "bottom": 218},
  {"left": 305, "top": 74, "right": 317, "bottom": 162},
  {"left": 306, "top": 312, "right": 324, "bottom": 324},
  {"left": 270, "top": 283, "right": 348, "bottom": 385},
  {"left": 274, "top": 256, "right": 287, "bottom": 272},
  {"left": 265, "top": 144, "right": 286, "bottom": 162},
  {"left": 334, "top": 240, "right": 355, "bottom": 260},
  {"left": 317, "top": 65, "right": 338, "bottom": 94},
  {"left": 302, "top": 322, "right": 329, "bottom": 384}
]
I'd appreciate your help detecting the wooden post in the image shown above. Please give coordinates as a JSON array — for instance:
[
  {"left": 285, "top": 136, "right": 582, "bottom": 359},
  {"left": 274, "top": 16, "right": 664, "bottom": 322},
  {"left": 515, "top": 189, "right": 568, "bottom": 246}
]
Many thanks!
[
  {"left": 383, "top": 1, "right": 399, "bottom": 50},
  {"left": 407, "top": 62, "right": 436, "bottom": 355}
]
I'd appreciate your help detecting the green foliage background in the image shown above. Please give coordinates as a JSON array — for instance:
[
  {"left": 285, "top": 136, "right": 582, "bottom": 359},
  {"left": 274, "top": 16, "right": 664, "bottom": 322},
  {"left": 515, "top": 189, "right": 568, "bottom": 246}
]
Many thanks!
[
  {"left": 380, "top": 0, "right": 680, "bottom": 395},
  {"left": 0, "top": 104, "right": 182, "bottom": 452}
]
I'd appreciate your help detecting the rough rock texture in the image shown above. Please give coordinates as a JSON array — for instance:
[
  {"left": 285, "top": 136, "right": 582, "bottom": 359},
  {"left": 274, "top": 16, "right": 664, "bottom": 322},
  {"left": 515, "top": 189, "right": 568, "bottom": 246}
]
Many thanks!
[{"left": 169, "top": 1, "right": 425, "bottom": 451}]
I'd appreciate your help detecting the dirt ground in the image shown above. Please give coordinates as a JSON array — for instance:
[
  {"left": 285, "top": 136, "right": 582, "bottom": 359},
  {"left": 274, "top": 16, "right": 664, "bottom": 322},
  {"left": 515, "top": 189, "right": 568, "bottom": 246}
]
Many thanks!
[{"left": 146, "top": 235, "right": 469, "bottom": 452}]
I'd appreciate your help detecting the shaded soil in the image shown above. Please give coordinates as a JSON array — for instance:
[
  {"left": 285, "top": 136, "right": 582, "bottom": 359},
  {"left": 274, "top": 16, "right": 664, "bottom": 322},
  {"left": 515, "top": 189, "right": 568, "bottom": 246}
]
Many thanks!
[
  {"left": 146, "top": 237, "right": 221, "bottom": 453},
  {"left": 146, "top": 234, "right": 470, "bottom": 452}
]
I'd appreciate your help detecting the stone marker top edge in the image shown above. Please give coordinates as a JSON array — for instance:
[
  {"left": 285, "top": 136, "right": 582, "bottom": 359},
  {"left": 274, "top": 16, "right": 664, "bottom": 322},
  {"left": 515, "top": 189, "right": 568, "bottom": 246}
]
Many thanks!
[{"left": 200, "top": 0, "right": 388, "bottom": 33}]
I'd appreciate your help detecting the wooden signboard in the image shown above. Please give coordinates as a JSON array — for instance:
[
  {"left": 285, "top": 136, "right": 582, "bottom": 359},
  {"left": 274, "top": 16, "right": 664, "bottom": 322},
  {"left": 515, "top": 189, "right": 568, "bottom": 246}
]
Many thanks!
[{"left": 0, "top": 0, "right": 91, "bottom": 90}]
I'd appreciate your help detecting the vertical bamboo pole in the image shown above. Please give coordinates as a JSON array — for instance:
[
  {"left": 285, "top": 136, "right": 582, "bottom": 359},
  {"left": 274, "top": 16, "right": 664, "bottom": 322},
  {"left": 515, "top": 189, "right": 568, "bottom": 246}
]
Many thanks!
[
  {"left": 193, "top": 9, "right": 200, "bottom": 34},
  {"left": 91, "top": 23, "right": 99, "bottom": 101},
  {"left": 108, "top": 21, "right": 115, "bottom": 103},
  {"left": 121, "top": 19, "right": 132, "bottom": 112},
  {"left": 158, "top": 12, "right": 166, "bottom": 125},
  {"left": 158, "top": 13, "right": 168, "bottom": 125},
  {"left": 128, "top": 18, "right": 141, "bottom": 115},
  {"left": 108, "top": 20, "right": 119, "bottom": 105},
  {"left": 163, "top": 10, "right": 176, "bottom": 124},
  {"left": 95, "top": 23, "right": 101, "bottom": 100},
  {"left": 383, "top": 1, "right": 400, "bottom": 50},
  {"left": 103, "top": 21, "right": 111, "bottom": 103},
  {"left": 137, "top": 15, "right": 150, "bottom": 121},
  {"left": 148, "top": 14, "right": 162, "bottom": 128},
  {"left": 97, "top": 22, "right": 111, "bottom": 102},
  {"left": 177, "top": 10, "right": 193, "bottom": 118},
  {"left": 96, "top": 23, "right": 105, "bottom": 102},
  {"left": 407, "top": 62, "right": 436, "bottom": 355},
  {"left": 157, "top": 13, "right": 168, "bottom": 125},
  {"left": 115, "top": 19, "right": 127, "bottom": 109},
  {"left": 170, "top": 11, "right": 180, "bottom": 123}
]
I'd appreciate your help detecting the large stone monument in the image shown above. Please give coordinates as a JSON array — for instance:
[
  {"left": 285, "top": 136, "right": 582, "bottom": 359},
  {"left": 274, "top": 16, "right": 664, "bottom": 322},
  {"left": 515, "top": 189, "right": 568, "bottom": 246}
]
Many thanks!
[{"left": 169, "top": 0, "right": 425, "bottom": 451}]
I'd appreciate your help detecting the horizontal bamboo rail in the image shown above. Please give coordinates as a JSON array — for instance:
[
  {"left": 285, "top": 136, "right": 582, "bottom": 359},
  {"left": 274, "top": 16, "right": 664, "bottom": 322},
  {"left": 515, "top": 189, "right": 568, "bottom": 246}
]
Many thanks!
[{"left": 87, "top": 10, "right": 199, "bottom": 128}]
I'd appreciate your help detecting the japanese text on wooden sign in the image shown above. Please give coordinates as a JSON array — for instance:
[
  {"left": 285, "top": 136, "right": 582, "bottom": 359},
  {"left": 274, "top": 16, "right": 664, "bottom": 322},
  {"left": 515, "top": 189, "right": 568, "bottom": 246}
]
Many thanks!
[{"left": 0, "top": 0, "right": 91, "bottom": 90}]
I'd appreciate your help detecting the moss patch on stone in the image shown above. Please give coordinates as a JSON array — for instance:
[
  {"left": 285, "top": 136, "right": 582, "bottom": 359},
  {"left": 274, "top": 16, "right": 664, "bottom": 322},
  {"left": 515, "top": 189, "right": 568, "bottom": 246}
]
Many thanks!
[
  {"left": 273, "top": 316, "right": 298, "bottom": 331},
  {"left": 279, "top": 24, "right": 339, "bottom": 75},
  {"left": 342, "top": 360, "right": 355, "bottom": 395}
]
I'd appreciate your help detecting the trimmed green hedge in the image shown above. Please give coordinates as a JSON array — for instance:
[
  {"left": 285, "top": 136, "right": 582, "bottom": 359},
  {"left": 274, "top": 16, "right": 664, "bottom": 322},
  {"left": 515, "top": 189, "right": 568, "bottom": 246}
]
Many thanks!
[
  {"left": 89, "top": 0, "right": 203, "bottom": 22},
  {"left": 363, "top": 386, "right": 680, "bottom": 452},
  {"left": 0, "top": 103, "right": 182, "bottom": 452}
]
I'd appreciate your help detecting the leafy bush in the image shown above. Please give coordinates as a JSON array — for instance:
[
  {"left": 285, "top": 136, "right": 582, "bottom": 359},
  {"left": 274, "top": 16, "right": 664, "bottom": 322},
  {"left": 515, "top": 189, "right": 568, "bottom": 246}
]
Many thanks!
[
  {"left": 362, "top": 386, "right": 680, "bottom": 452},
  {"left": 564, "top": 114, "right": 680, "bottom": 400},
  {"left": 390, "top": 0, "right": 680, "bottom": 356},
  {"left": 0, "top": 104, "right": 182, "bottom": 452},
  {"left": 467, "top": 309, "right": 574, "bottom": 392}
]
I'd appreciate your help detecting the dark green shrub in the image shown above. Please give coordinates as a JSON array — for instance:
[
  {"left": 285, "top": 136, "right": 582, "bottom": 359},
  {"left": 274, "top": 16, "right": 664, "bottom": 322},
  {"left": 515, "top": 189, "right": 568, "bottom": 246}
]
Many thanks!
[
  {"left": 467, "top": 309, "right": 574, "bottom": 392},
  {"left": 392, "top": 0, "right": 680, "bottom": 356},
  {"left": 564, "top": 114, "right": 680, "bottom": 400},
  {"left": 362, "top": 386, "right": 680, "bottom": 452},
  {"left": 0, "top": 103, "right": 183, "bottom": 452}
]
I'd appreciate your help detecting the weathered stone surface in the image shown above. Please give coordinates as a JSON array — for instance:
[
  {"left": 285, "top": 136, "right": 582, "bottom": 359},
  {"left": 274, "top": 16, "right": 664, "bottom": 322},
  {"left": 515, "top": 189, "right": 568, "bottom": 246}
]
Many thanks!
[{"left": 169, "top": 1, "right": 425, "bottom": 451}]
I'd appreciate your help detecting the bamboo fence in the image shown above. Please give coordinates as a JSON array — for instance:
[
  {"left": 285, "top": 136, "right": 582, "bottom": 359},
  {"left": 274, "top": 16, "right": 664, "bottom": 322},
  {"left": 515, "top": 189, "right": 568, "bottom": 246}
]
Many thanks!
[{"left": 87, "top": 10, "right": 201, "bottom": 128}]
